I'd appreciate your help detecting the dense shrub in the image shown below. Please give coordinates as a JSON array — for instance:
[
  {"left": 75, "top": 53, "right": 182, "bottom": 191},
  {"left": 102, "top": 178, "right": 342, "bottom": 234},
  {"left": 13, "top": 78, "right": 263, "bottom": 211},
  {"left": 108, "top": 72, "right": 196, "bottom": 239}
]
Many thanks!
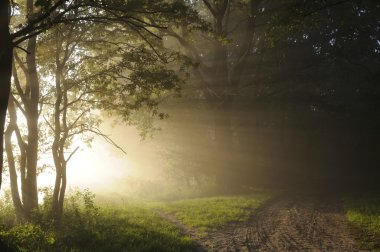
[{"left": 0, "top": 224, "right": 55, "bottom": 252}]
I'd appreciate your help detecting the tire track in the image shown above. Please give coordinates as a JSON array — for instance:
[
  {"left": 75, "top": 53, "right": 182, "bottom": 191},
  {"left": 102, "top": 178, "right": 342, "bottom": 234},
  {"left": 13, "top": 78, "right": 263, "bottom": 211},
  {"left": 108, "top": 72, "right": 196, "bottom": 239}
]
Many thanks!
[{"left": 158, "top": 195, "right": 358, "bottom": 251}]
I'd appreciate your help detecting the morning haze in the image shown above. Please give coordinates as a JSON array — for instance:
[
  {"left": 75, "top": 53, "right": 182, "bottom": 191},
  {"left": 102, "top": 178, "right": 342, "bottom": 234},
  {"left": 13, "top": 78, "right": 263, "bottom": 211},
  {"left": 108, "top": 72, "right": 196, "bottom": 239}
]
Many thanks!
[{"left": 0, "top": 0, "right": 378, "bottom": 251}]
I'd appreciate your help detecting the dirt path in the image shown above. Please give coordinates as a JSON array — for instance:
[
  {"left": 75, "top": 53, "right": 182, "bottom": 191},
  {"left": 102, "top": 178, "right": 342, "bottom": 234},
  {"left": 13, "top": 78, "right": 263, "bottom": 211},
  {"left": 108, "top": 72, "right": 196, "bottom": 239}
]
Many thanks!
[{"left": 158, "top": 195, "right": 358, "bottom": 251}]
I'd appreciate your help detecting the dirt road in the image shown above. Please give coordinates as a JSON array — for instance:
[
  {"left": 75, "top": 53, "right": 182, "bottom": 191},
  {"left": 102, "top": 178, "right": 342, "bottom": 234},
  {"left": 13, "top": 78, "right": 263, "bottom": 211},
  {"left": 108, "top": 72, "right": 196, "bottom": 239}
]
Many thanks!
[{"left": 162, "top": 195, "right": 358, "bottom": 251}]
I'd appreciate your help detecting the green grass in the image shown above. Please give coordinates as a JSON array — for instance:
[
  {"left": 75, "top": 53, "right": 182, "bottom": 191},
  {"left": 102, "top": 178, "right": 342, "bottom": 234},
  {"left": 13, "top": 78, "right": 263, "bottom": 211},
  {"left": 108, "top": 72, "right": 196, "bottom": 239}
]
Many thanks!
[
  {"left": 0, "top": 191, "right": 194, "bottom": 252},
  {"left": 344, "top": 195, "right": 380, "bottom": 251},
  {"left": 158, "top": 194, "right": 270, "bottom": 231},
  {"left": 55, "top": 206, "right": 194, "bottom": 252},
  {"left": 0, "top": 191, "right": 270, "bottom": 251}
]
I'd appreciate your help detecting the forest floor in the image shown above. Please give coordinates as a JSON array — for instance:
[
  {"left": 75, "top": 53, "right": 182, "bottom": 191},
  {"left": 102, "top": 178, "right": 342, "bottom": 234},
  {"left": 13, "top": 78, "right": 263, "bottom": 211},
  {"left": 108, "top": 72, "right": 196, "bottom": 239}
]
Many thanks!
[{"left": 158, "top": 194, "right": 359, "bottom": 252}]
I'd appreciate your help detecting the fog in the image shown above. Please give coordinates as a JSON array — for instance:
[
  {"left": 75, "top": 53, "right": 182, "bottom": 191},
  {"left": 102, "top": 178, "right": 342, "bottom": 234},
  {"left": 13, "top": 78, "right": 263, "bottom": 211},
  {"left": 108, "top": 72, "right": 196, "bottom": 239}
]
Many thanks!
[
  {"left": 49, "top": 91, "right": 380, "bottom": 201},
  {"left": 1, "top": 2, "right": 379, "bottom": 251},
  {"left": 1, "top": 0, "right": 379, "bottom": 204}
]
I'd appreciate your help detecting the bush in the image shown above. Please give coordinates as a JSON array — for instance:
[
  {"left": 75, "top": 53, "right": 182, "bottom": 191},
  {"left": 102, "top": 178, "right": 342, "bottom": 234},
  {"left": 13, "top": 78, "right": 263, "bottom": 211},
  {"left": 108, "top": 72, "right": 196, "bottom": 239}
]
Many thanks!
[
  {"left": 0, "top": 224, "right": 55, "bottom": 252},
  {"left": 0, "top": 190, "right": 17, "bottom": 227}
]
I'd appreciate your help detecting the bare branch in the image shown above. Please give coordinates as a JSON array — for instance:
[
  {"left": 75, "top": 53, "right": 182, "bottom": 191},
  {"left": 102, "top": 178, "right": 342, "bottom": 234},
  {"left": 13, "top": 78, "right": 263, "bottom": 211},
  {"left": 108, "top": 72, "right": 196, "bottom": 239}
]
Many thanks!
[
  {"left": 67, "top": 109, "right": 91, "bottom": 131},
  {"left": 43, "top": 115, "right": 55, "bottom": 132},
  {"left": 65, "top": 146, "right": 79, "bottom": 163},
  {"left": 15, "top": 46, "right": 30, "bottom": 54},
  {"left": 10, "top": 95, "right": 26, "bottom": 116},
  {"left": 83, "top": 127, "right": 127, "bottom": 155}
]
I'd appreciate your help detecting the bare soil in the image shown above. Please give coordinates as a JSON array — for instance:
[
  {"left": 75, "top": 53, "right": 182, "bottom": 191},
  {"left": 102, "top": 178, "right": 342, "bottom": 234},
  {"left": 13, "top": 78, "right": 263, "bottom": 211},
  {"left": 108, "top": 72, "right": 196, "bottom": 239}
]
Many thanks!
[{"left": 158, "top": 195, "right": 358, "bottom": 252}]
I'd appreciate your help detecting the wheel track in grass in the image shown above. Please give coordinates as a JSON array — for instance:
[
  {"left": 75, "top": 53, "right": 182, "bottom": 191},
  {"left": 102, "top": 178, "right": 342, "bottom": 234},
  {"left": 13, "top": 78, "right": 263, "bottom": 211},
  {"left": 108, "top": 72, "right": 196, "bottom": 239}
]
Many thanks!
[{"left": 156, "top": 195, "right": 358, "bottom": 251}]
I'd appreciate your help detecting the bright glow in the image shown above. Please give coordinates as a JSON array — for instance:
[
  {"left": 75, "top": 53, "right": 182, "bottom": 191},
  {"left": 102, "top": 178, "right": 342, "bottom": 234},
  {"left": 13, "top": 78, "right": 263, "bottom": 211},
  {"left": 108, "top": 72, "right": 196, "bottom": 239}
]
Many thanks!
[
  {"left": 68, "top": 137, "right": 131, "bottom": 191},
  {"left": 37, "top": 135, "right": 133, "bottom": 194},
  {"left": 1, "top": 121, "right": 161, "bottom": 199}
]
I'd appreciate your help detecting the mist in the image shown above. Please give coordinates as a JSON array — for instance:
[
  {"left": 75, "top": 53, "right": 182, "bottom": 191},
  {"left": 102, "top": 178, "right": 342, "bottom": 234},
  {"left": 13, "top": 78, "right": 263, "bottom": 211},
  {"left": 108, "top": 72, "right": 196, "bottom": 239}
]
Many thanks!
[{"left": 0, "top": 1, "right": 379, "bottom": 251}]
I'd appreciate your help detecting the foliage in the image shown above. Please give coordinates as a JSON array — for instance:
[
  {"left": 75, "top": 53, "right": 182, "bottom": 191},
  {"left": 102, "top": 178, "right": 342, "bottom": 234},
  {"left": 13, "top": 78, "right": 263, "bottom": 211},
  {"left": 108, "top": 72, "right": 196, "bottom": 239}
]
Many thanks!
[
  {"left": 344, "top": 195, "right": 380, "bottom": 251},
  {"left": 0, "top": 224, "right": 55, "bottom": 252},
  {"left": 0, "top": 191, "right": 17, "bottom": 227},
  {"left": 3, "top": 0, "right": 204, "bottom": 222},
  {"left": 0, "top": 189, "right": 195, "bottom": 252},
  {"left": 158, "top": 194, "right": 270, "bottom": 231}
]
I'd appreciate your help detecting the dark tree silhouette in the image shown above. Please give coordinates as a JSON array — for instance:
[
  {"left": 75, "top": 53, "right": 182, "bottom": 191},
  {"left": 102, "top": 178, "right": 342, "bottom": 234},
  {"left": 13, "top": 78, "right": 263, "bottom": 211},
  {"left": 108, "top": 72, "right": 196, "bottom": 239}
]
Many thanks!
[{"left": 0, "top": 1, "right": 12, "bottom": 190}]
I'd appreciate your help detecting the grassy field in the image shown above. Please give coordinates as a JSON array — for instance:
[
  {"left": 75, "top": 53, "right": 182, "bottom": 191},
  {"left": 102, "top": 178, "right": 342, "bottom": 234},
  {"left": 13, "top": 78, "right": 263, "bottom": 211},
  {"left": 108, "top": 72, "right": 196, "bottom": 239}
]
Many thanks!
[
  {"left": 0, "top": 191, "right": 269, "bottom": 251},
  {"left": 0, "top": 191, "right": 194, "bottom": 252},
  {"left": 157, "top": 193, "right": 270, "bottom": 231},
  {"left": 344, "top": 195, "right": 380, "bottom": 251}
]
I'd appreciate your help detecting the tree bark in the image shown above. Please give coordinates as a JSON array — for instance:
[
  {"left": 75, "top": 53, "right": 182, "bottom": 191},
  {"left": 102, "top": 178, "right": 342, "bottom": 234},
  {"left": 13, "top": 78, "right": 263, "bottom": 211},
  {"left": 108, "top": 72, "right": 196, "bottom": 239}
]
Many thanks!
[
  {"left": 51, "top": 72, "right": 69, "bottom": 218},
  {"left": 52, "top": 63, "right": 63, "bottom": 217},
  {"left": 19, "top": 0, "right": 41, "bottom": 216},
  {"left": 0, "top": 0, "right": 12, "bottom": 190},
  {"left": 21, "top": 35, "right": 40, "bottom": 218},
  {"left": 5, "top": 98, "right": 25, "bottom": 221}
]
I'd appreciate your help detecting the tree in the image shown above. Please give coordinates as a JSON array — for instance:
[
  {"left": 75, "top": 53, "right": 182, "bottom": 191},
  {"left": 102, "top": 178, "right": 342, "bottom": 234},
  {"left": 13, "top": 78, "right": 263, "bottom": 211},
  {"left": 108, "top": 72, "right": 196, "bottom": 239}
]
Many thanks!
[
  {"left": 1, "top": 0, "right": 201, "bottom": 192},
  {"left": 3, "top": 0, "right": 201, "bottom": 221},
  {"left": 2, "top": 0, "right": 65, "bottom": 219},
  {"left": 41, "top": 18, "right": 187, "bottom": 218},
  {"left": 147, "top": 0, "right": 380, "bottom": 190}
]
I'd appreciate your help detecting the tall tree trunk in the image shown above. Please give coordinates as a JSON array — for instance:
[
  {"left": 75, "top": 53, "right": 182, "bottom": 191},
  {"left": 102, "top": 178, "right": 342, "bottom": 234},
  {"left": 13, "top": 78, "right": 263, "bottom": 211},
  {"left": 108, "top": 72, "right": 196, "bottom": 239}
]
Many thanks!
[
  {"left": 52, "top": 59, "right": 64, "bottom": 219},
  {"left": 22, "top": 35, "right": 40, "bottom": 217},
  {"left": 8, "top": 0, "right": 41, "bottom": 220},
  {"left": 52, "top": 77, "right": 69, "bottom": 218},
  {"left": 58, "top": 82, "right": 69, "bottom": 215},
  {"left": 5, "top": 98, "right": 25, "bottom": 221},
  {"left": 52, "top": 142, "right": 63, "bottom": 218},
  {"left": 58, "top": 161, "right": 67, "bottom": 216},
  {"left": 0, "top": 0, "right": 12, "bottom": 190}
]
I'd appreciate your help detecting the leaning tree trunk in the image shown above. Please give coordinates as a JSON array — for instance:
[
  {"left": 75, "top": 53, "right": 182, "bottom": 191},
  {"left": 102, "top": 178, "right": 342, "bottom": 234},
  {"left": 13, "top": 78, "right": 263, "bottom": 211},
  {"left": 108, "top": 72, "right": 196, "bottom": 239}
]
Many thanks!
[
  {"left": 5, "top": 98, "right": 25, "bottom": 221},
  {"left": 0, "top": 0, "right": 12, "bottom": 190}
]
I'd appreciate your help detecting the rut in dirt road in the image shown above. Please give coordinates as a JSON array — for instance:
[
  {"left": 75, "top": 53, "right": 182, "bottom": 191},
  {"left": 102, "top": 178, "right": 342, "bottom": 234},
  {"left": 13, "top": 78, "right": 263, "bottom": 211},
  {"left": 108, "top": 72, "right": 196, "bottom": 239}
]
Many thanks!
[{"left": 164, "top": 195, "right": 358, "bottom": 252}]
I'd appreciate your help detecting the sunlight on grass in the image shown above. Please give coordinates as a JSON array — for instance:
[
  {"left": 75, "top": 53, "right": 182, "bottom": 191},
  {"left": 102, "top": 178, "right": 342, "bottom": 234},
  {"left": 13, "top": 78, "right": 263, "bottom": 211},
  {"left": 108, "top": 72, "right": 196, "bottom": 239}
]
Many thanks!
[
  {"left": 344, "top": 195, "right": 380, "bottom": 251},
  {"left": 0, "top": 190, "right": 270, "bottom": 251},
  {"left": 0, "top": 192, "right": 194, "bottom": 252},
  {"left": 82, "top": 206, "right": 194, "bottom": 252},
  {"left": 158, "top": 194, "right": 270, "bottom": 231}
]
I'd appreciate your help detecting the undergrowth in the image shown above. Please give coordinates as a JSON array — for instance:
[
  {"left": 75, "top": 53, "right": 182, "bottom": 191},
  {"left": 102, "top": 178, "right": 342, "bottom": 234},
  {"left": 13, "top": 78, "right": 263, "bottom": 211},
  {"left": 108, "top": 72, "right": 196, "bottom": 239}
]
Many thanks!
[{"left": 0, "top": 189, "right": 193, "bottom": 252}]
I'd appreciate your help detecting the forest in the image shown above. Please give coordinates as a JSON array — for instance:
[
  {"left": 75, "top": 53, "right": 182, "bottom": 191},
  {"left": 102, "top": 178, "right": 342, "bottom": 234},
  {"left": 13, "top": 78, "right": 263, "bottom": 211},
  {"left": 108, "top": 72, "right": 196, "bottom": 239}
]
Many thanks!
[{"left": 0, "top": 0, "right": 379, "bottom": 251}]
